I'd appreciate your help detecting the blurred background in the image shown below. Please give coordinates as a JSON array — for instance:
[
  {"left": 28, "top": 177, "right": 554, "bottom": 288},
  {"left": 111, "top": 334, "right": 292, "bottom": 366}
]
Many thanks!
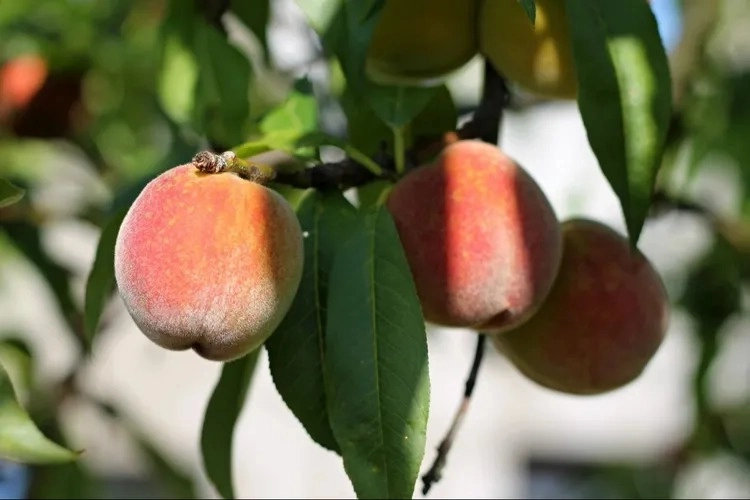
[{"left": 2, "top": 0, "right": 750, "bottom": 498}]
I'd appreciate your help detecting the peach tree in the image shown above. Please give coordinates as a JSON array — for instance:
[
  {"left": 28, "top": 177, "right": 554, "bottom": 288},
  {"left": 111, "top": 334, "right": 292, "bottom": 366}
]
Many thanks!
[{"left": 2, "top": 0, "right": 747, "bottom": 499}]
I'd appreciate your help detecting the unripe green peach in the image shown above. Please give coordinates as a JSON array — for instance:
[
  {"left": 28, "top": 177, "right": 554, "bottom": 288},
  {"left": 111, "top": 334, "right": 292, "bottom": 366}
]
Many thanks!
[
  {"left": 114, "top": 163, "right": 304, "bottom": 362},
  {"left": 366, "top": 0, "right": 479, "bottom": 86},
  {"left": 493, "top": 218, "right": 670, "bottom": 395},
  {"left": 386, "top": 140, "right": 563, "bottom": 332},
  {"left": 479, "top": 0, "right": 577, "bottom": 99}
]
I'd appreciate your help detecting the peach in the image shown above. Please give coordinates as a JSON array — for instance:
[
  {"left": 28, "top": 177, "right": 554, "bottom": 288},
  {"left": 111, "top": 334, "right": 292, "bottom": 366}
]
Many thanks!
[
  {"left": 493, "top": 218, "right": 670, "bottom": 395},
  {"left": 365, "top": 0, "right": 479, "bottom": 85},
  {"left": 385, "top": 140, "right": 563, "bottom": 332},
  {"left": 0, "top": 55, "right": 47, "bottom": 114},
  {"left": 114, "top": 162, "right": 304, "bottom": 362},
  {"left": 479, "top": 0, "right": 577, "bottom": 99}
]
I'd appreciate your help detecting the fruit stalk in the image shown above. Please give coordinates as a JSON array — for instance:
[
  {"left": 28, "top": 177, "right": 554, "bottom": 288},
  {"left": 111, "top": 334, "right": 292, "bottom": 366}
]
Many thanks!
[
  {"left": 418, "top": 61, "right": 512, "bottom": 497},
  {"left": 421, "top": 334, "right": 487, "bottom": 495}
]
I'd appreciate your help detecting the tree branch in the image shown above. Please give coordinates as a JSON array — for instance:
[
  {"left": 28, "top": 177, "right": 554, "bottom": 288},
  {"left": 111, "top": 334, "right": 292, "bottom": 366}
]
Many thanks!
[
  {"left": 421, "top": 334, "right": 487, "bottom": 495},
  {"left": 191, "top": 150, "right": 398, "bottom": 190}
]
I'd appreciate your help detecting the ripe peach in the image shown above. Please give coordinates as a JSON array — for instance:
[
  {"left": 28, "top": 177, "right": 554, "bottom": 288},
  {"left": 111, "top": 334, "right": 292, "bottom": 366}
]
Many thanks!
[
  {"left": 386, "top": 140, "right": 562, "bottom": 332},
  {"left": 493, "top": 218, "right": 670, "bottom": 395},
  {"left": 366, "top": 0, "right": 479, "bottom": 86},
  {"left": 114, "top": 162, "right": 304, "bottom": 362},
  {"left": 0, "top": 55, "right": 47, "bottom": 114}
]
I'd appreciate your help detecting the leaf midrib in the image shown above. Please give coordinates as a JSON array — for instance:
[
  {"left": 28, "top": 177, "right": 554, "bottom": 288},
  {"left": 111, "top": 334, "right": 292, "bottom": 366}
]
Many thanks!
[{"left": 368, "top": 209, "right": 390, "bottom": 495}]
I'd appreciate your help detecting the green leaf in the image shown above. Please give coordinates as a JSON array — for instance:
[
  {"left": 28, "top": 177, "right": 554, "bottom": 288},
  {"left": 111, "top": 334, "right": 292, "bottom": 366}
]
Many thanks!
[
  {"left": 0, "top": 178, "right": 24, "bottom": 208},
  {"left": 83, "top": 206, "right": 129, "bottom": 346},
  {"left": 266, "top": 190, "right": 358, "bottom": 454},
  {"left": 193, "top": 20, "right": 253, "bottom": 148},
  {"left": 0, "top": 359, "right": 80, "bottom": 464},
  {"left": 342, "top": 84, "right": 457, "bottom": 157},
  {"left": 679, "top": 239, "right": 742, "bottom": 333},
  {"left": 230, "top": 0, "right": 271, "bottom": 62},
  {"left": 200, "top": 349, "right": 262, "bottom": 499},
  {"left": 233, "top": 78, "right": 319, "bottom": 158},
  {"left": 157, "top": 0, "right": 200, "bottom": 126},
  {"left": 0, "top": 337, "right": 34, "bottom": 406},
  {"left": 340, "top": 87, "right": 392, "bottom": 156},
  {"left": 319, "top": 1, "right": 382, "bottom": 94},
  {"left": 325, "top": 206, "right": 430, "bottom": 499},
  {"left": 367, "top": 85, "right": 437, "bottom": 130},
  {"left": 270, "top": 184, "right": 311, "bottom": 211},
  {"left": 408, "top": 85, "right": 458, "bottom": 142},
  {"left": 259, "top": 78, "right": 318, "bottom": 154},
  {"left": 356, "top": 180, "right": 393, "bottom": 210},
  {"left": 519, "top": 0, "right": 536, "bottom": 25},
  {"left": 157, "top": 32, "right": 199, "bottom": 125},
  {"left": 566, "top": 0, "right": 672, "bottom": 245},
  {"left": 24, "top": 413, "right": 97, "bottom": 498}
]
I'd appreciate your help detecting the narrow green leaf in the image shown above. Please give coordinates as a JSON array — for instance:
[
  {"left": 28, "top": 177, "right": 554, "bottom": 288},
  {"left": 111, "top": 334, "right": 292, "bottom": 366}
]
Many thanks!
[
  {"left": 259, "top": 78, "right": 318, "bottom": 155},
  {"left": 266, "top": 190, "right": 358, "bottom": 454},
  {"left": 361, "top": 0, "right": 386, "bottom": 23},
  {"left": 566, "top": 0, "right": 672, "bottom": 245},
  {"left": 157, "top": 0, "right": 200, "bottom": 126},
  {"left": 409, "top": 85, "right": 458, "bottom": 142},
  {"left": 231, "top": 140, "right": 273, "bottom": 159},
  {"left": 230, "top": 0, "right": 271, "bottom": 62},
  {"left": 0, "top": 360, "right": 80, "bottom": 464},
  {"left": 320, "top": 1, "right": 383, "bottom": 95},
  {"left": 325, "top": 206, "right": 430, "bottom": 499},
  {"left": 356, "top": 181, "right": 392, "bottom": 210},
  {"left": 340, "top": 87, "right": 392, "bottom": 156},
  {"left": 193, "top": 20, "right": 253, "bottom": 147},
  {"left": 233, "top": 78, "right": 318, "bottom": 159},
  {"left": 83, "top": 206, "right": 129, "bottom": 345},
  {"left": 519, "top": 0, "right": 536, "bottom": 25},
  {"left": 366, "top": 85, "right": 436, "bottom": 130},
  {"left": 0, "top": 338, "right": 33, "bottom": 406},
  {"left": 0, "top": 178, "right": 24, "bottom": 208},
  {"left": 200, "top": 349, "right": 261, "bottom": 499},
  {"left": 157, "top": 32, "right": 199, "bottom": 125},
  {"left": 342, "top": 84, "right": 457, "bottom": 158},
  {"left": 260, "top": 79, "right": 317, "bottom": 136},
  {"left": 270, "top": 184, "right": 311, "bottom": 211},
  {"left": 24, "top": 412, "right": 97, "bottom": 499}
]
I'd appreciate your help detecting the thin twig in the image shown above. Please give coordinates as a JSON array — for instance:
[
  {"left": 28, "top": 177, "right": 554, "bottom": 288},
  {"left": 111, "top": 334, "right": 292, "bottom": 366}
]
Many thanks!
[
  {"left": 420, "top": 60, "right": 508, "bottom": 497},
  {"left": 421, "top": 335, "right": 487, "bottom": 496},
  {"left": 191, "top": 150, "right": 398, "bottom": 190}
]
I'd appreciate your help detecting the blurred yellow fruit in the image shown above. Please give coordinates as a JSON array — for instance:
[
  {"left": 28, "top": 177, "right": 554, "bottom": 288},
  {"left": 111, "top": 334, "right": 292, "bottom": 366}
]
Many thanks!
[
  {"left": 479, "top": 0, "right": 577, "bottom": 99},
  {"left": 366, "top": 0, "right": 479, "bottom": 86}
]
